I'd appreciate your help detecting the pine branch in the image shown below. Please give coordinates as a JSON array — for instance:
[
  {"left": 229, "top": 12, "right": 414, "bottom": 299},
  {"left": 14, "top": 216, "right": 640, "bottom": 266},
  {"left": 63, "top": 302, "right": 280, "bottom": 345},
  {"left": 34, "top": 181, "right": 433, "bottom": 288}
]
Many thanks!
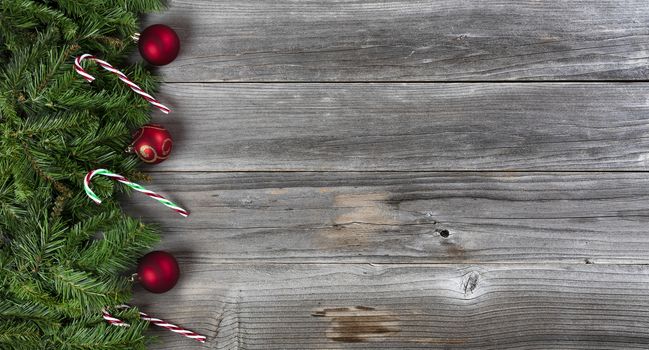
[
  {"left": 76, "top": 217, "right": 159, "bottom": 275},
  {"left": 51, "top": 267, "right": 130, "bottom": 308},
  {"left": 1, "top": 0, "right": 166, "bottom": 347},
  {"left": 0, "top": 321, "right": 41, "bottom": 349}
]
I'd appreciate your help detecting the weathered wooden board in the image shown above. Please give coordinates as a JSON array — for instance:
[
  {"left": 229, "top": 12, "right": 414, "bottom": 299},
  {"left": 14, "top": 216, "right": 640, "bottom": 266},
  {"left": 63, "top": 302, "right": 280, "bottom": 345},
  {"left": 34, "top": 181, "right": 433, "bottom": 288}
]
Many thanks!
[
  {"left": 123, "top": 171, "right": 649, "bottom": 264},
  {"left": 135, "top": 2, "right": 649, "bottom": 348},
  {"left": 132, "top": 263, "right": 649, "bottom": 349},
  {"left": 151, "top": 83, "right": 649, "bottom": 171},
  {"left": 143, "top": 0, "right": 649, "bottom": 82}
]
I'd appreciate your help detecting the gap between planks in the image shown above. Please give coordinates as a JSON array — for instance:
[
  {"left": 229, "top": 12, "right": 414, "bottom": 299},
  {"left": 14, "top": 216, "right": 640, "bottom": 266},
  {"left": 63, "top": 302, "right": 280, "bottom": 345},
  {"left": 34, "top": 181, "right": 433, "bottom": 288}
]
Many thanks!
[{"left": 160, "top": 80, "right": 649, "bottom": 84}]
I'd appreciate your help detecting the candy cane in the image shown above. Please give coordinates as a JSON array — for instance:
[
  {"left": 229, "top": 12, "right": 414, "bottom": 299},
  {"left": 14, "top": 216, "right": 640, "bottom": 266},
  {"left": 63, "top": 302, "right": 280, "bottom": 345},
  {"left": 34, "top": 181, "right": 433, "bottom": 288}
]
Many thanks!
[
  {"left": 102, "top": 307, "right": 129, "bottom": 327},
  {"left": 84, "top": 169, "right": 188, "bottom": 217},
  {"left": 103, "top": 305, "right": 207, "bottom": 343},
  {"left": 74, "top": 53, "right": 171, "bottom": 114}
]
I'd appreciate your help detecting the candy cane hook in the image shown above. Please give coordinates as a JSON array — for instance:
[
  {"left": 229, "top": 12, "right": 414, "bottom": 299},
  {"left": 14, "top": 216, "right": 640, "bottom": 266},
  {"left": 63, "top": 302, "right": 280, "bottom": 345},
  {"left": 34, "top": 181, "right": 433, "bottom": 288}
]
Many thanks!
[
  {"left": 84, "top": 169, "right": 188, "bottom": 217},
  {"left": 74, "top": 54, "right": 171, "bottom": 114}
]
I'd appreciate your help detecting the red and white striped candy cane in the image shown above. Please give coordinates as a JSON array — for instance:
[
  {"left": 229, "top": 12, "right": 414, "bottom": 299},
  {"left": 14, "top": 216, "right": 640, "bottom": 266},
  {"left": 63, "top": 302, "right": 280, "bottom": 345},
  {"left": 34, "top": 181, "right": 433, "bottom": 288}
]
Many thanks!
[
  {"left": 102, "top": 305, "right": 207, "bottom": 343},
  {"left": 102, "top": 307, "right": 129, "bottom": 327},
  {"left": 74, "top": 53, "right": 171, "bottom": 114}
]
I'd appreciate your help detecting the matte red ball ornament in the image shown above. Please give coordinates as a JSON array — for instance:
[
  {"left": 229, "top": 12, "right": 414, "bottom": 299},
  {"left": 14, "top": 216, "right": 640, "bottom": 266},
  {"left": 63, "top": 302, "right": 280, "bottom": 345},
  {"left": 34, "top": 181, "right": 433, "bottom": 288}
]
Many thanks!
[
  {"left": 131, "top": 124, "right": 173, "bottom": 164},
  {"left": 137, "top": 251, "right": 180, "bottom": 293},
  {"left": 138, "top": 24, "right": 180, "bottom": 66}
]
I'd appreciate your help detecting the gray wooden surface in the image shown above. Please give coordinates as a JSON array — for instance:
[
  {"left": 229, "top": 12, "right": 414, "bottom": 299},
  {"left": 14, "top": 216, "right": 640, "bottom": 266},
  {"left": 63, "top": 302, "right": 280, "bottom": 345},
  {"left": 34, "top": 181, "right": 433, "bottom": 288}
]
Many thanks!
[
  {"left": 145, "top": 0, "right": 649, "bottom": 82},
  {"left": 133, "top": 0, "right": 649, "bottom": 348},
  {"left": 125, "top": 172, "right": 649, "bottom": 264},
  {"left": 150, "top": 83, "right": 649, "bottom": 171},
  {"left": 133, "top": 264, "right": 649, "bottom": 349}
]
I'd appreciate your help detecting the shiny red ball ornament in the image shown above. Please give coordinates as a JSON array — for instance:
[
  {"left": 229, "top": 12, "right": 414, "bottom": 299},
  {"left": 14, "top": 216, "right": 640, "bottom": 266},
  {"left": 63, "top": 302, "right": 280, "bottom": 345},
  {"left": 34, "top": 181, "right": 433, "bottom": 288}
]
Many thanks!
[
  {"left": 138, "top": 24, "right": 180, "bottom": 66},
  {"left": 137, "top": 251, "right": 180, "bottom": 293},
  {"left": 131, "top": 124, "right": 173, "bottom": 164}
]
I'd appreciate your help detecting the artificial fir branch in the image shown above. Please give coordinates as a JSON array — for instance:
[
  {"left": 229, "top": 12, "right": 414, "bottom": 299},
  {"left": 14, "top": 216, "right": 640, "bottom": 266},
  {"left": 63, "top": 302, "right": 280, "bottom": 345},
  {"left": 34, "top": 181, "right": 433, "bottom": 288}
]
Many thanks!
[{"left": 1, "top": 0, "right": 167, "bottom": 348}]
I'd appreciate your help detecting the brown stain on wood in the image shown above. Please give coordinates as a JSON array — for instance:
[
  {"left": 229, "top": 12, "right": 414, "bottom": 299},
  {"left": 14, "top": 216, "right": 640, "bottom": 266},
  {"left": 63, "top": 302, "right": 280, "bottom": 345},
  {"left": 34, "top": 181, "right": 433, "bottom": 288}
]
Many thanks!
[
  {"left": 540, "top": 36, "right": 561, "bottom": 43},
  {"left": 333, "top": 192, "right": 398, "bottom": 226},
  {"left": 312, "top": 306, "right": 400, "bottom": 343},
  {"left": 316, "top": 192, "right": 398, "bottom": 249},
  {"left": 269, "top": 188, "right": 288, "bottom": 195},
  {"left": 443, "top": 241, "right": 466, "bottom": 259}
]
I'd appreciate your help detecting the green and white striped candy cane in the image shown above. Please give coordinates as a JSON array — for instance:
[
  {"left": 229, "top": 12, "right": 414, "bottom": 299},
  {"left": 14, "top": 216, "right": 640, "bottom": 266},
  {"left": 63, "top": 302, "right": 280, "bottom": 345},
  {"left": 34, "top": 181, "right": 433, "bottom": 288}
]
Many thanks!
[{"left": 84, "top": 169, "right": 189, "bottom": 217}]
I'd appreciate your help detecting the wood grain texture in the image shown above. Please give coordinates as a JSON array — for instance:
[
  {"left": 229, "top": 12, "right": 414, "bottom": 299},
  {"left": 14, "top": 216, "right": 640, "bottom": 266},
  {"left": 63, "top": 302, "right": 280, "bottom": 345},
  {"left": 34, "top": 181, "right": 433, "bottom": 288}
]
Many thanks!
[
  {"left": 151, "top": 83, "right": 649, "bottom": 171},
  {"left": 134, "top": 1, "right": 649, "bottom": 348},
  {"left": 124, "top": 171, "right": 649, "bottom": 263},
  {"left": 143, "top": 0, "right": 649, "bottom": 82},
  {"left": 131, "top": 263, "right": 649, "bottom": 349}
]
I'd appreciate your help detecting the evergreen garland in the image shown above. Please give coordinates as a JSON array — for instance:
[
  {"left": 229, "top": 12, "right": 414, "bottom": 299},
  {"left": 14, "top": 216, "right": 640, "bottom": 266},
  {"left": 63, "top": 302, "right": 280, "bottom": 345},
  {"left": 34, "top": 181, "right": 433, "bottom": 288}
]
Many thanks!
[{"left": 1, "top": 1, "right": 167, "bottom": 348}]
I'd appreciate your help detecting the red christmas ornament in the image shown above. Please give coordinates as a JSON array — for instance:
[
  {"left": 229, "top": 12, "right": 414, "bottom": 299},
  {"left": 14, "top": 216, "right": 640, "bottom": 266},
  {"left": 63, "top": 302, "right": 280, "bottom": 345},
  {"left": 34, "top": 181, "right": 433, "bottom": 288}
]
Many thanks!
[
  {"left": 137, "top": 251, "right": 180, "bottom": 293},
  {"left": 138, "top": 24, "right": 180, "bottom": 66},
  {"left": 131, "top": 124, "right": 173, "bottom": 164}
]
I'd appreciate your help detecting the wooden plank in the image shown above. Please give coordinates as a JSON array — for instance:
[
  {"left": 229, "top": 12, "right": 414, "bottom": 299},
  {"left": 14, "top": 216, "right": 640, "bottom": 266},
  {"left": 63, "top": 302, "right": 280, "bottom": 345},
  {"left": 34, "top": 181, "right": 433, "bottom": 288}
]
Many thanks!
[
  {"left": 143, "top": 0, "right": 649, "bottom": 82},
  {"left": 123, "top": 171, "right": 649, "bottom": 264},
  {"left": 131, "top": 263, "right": 649, "bottom": 349},
  {"left": 151, "top": 83, "right": 649, "bottom": 171}
]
